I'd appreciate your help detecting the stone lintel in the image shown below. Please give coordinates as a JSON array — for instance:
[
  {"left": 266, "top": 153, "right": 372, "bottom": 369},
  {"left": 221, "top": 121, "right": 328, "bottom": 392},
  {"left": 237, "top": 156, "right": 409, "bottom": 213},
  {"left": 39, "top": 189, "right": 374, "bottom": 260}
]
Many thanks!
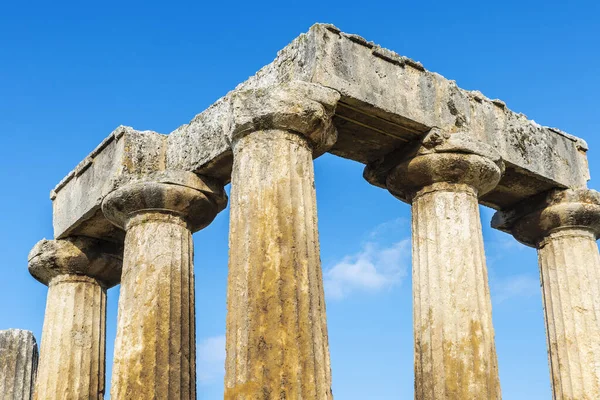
[
  {"left": 51, "top": 126, "right": 168, "bottom": 240},
  {"left": 167, "top": 23, "right": 589, "bottom": 202},
  {"left": 51, "top": 24, "right": 591, "bottom": 242}
]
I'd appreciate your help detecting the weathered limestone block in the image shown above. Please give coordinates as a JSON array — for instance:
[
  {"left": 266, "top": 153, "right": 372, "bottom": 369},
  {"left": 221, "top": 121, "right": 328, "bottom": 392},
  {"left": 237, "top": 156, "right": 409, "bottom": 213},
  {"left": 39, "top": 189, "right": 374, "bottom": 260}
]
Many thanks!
[
  {"left": 0, "top": 329, "right": 38, "bottom": 400},
  {"left": 51, "top": 125, "right": 167, "bottom": 240},
  {"left": 224, "top": 83, "right": 338, "bottom": 399},
  {"left": 28, "top": 237, "right": 122, "bottom": 400},
  {"left": 102, "top": 171, "right": 227, "bottom": 400},
  {"left": 366, "top": 131, "right": 503, "bottom": 399},
  {"left": 169, "top": 24, "right": 589, "bottom": 208},
  {"left": 52, "top": 25, "right": 591, "bottom": 248},
  {"left": 493, "top": 189, "right": 600, "bottom": 399}
]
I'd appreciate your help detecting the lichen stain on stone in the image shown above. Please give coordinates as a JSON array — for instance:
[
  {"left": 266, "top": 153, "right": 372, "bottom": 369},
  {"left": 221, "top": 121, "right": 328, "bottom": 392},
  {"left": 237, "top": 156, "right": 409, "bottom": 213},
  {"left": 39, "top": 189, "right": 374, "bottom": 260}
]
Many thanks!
[
  {"left": 417, "top": 306, "right": 500, "bottom": 399},
  {"left": 414, "top": 339, "right": 434, "bottom": 398},
  {"left": 242, "top": 183, "right": 310, "bottom": 398},
  {"left": 439, "top": 320, "right": 499, "bottom": 399},
  {"left": 224, "top": 380, "right": 262, "bottom": 400},
  {"left": 122, "top": 142, "right": 135, "bottom": 173},
  {"left": 229, "top": 133, "right": 332, "bottom": 399}
]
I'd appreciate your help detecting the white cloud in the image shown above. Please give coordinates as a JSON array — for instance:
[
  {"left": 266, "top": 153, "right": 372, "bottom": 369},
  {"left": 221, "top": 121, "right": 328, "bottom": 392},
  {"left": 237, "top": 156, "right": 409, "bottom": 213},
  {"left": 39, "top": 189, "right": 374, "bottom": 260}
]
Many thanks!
[
  {"left": 491, "top": 274, "right": 540, "bottom": 304},
  {"left": 324, "top": 239, "right": 410, "bottom": 300},
  {"left": 367, "top": 217, "right": 409, "bottom": 240},
  {"left": 197, "top": 335, "right": 226, "bottom": 385}
]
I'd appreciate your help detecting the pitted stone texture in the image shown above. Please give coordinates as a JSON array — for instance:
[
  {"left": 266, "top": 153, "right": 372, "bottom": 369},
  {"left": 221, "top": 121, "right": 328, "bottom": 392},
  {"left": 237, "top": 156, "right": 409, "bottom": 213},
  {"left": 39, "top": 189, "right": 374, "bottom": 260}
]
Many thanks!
[
  {"left": 0, "top": 330, "right": 38, "bottom": 400},
  {"left": 493, "top": 189, "right": 600, "bottom": 399},
  {"left": 109, "top": 213, "right": 197, "bottom": 399},
  {"left": 104, "top": 172, "right": 226, "bottom": 400},
  {"left": 417, "top": 130, "right": 504, "bottom": 164},
  {"left": 381, "top": 132, "right": 505, "bottom": 203},
  {"left": 52, "top": 25, "right": 590, "bottom": 244},
  {"left": 27, "top": 238, "right": 120, "bottom": 400},
  {"left": 225, "top": 129, "right": 332, "bottom": 399},
  {"left": 102, "top": 170, "right": 227, "bottom": 233},
  {"left": 33, "top": 275, "right": 107, "bottom": 400},
  {"left": 28, "top": 237, "right": 123, "bottom": 288},
  {"left": 411, "top": 183, "right": 501, "bottom": 399},
  {"left": 492, "top": 188, "right": 600, "bottom": 247},
  {"left": 382, "top": 147, "right": 503, "bottom": 399},
  {"left": 52, "top": 126, "right": 167, "bottom": 240},
  {"left": 167, "top": 24, "right": 588, "bottom": 197},
  {"left": 538, "top": 229, "right": 600, "bottom": 400},
  {"left": 228, "top": 81, "right": 340, "bottom": 156}
]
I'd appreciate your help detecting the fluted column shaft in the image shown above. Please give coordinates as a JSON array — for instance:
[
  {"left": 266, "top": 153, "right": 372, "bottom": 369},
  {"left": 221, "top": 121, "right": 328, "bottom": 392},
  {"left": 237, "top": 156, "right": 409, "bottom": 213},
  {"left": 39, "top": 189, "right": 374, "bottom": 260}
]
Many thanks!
[
  {"left": 538, "top": 228, "right": 600, "bottom": 399},
  {"left": 35, "top": 275, "right": 106, "bottom": 399},
  {"left": 102, "top": 171, "right": 226, "bottom": 400},
  {"left": 492, "top": 188, "right": 600, "bottom": 400},
  {"left": 110, "top": 213, "right": 195, "bottom": 399},
  {"left": 371, "top": 130, "right": 506, "bottom": 400},
  {"left": 28, "top": 237, "right": 121, "bottom": 400},
  {"left": 0, "top": 329, "right": 38, "bottom": 400},
  {"left": 412, "top": 183, "right": 501, "bottom": 399},
  {"left": 225, "top": 130, "right": 332, "bottom": 399},
  {"left": 223, "top": 80, "right": 339, "bottom": 399}
]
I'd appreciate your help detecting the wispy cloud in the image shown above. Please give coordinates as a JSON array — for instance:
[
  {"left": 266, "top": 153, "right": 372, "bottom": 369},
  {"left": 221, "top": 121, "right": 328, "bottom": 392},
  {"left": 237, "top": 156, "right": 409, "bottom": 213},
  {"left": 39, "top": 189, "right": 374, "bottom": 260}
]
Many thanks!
[
  {"left": 197, "top": 335, "right": 226, "bottom": 385},
  {"left": 324, "top": 237, "right": 411, "bottom": 300},
  {"left": 366, "top": 217, "right": 409, "bottom": 240},
  {"left": 490, "top": 274, "right": 540, "bottom": 304}
]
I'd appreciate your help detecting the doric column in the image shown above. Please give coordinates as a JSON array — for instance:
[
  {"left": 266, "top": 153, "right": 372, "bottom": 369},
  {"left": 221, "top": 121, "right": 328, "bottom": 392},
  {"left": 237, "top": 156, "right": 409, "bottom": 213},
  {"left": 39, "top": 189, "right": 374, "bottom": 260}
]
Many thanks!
[
  {"left": 367, "top": 130, "right": 504, "bottom": 399},
  {"left": 0, "top": 329, "right": 38, "bottom": 400},
  {"left": 224, "top": 82, "right": 340, "bottom": 399},
  {"left": 102, "top": 171, "right": 226, "bottom": 400},
  {"left": 493, "top": 188, "right": 600, "bottom": 400},
  {"left": 27, "top": 237, "right": 122, "bottom": 400}
]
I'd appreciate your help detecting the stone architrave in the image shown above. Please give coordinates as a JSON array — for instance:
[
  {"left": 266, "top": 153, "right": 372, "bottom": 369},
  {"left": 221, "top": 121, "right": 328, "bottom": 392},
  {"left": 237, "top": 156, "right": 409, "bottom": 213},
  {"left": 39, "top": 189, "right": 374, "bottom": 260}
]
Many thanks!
[
  {"left": 22, "top": 23, "right": 600, "bottom": 400},
  {"left": 223, "top": 82, "right": 339, "bottom": 399},
  {"left": 102, "top": 171, "right": 227, "bottom": 400},
  {"left": 28, "top": 237, "right": 122, "bottom": 400},
  {"left": 493, "top": 189, "right": 600, "bottom": 400},
  {"left": 51, "top": 26, "right": 591, "bottom": 244},
  {"left": 366, "top": 130, "right": 504, "bottom": 399},
  {"left": 0, "top": 329, "right": 38, "bottom": 400}
]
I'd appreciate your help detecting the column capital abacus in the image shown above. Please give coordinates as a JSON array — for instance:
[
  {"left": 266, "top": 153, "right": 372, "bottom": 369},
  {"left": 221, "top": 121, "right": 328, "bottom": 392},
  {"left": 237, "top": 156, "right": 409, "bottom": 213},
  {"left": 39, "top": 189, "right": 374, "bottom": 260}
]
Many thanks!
[
  {"left": 228, "top": 81, "right": 341, "bottom": 156},
  {"left": 492, "top": 188, "right": 600, "bottom": 247},
  {"left": 101, "top": 170, "right": 227, "bottom": 233},
  {"left": 28, "top": 236, "right": 123, "bottom": 288},
  {"left": 368, "top": 129, "right": 505, "bottom": 202}
]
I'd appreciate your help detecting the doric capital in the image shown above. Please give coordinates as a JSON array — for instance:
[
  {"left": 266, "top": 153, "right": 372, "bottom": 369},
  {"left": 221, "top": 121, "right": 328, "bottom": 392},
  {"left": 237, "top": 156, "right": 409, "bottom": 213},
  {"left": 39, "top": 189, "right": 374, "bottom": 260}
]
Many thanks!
[
  {"left": 367, "top": 129, "right": 505, "bottom": 201},
  {"left": 28, "top": 237, "right": 123, "bottom": 288},
  {"left": 101, "top": 170, "right": 227, "bottom": 232},
  {"left": 228, "top": 81, "right": 341, "bottom": 156},
  {"left": 492, "top": 188, "right": 600, "bottom": 247}
]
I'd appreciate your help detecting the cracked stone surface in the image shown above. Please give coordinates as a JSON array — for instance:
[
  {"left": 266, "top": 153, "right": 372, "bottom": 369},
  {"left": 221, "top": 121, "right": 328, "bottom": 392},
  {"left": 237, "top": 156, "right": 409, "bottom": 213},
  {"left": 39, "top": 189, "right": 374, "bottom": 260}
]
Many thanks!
[
  {"left": 493, "top": 189, "right": 600, "bottom": 399},
  {"left": 385, "top": 138, "right": 503, "bottom": 399},
  {"left": 50, "top": 24, "right": 590, "bottom": 242},
  {"left": 102, "top": 171, "right": 226, "bottom": 400},
  {"left": 29, "top": 22, "right": 600, "bottom": 400},
  {"left": 28, "top": 238, "right": 122, "bottom": 400},
  {"left": 0, "top": 329, "right": 38, "bottom": 400},
  {"left": 224, "top": 87, "right": 334, "bottom": 399}
]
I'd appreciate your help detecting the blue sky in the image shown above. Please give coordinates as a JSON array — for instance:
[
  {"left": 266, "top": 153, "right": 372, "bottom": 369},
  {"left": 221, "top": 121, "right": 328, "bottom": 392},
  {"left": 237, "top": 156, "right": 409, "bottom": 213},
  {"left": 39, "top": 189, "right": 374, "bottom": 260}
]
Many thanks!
[{"left": 1, "top": 1, "right": 599, "bottom": 398}]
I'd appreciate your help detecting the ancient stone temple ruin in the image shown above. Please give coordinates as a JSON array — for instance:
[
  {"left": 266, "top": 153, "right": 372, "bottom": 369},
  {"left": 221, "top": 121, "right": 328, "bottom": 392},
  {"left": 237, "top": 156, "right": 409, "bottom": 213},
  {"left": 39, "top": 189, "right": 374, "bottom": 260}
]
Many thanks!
[{"left": 2, "top": 24, "right": 599, "bottom": 399}]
